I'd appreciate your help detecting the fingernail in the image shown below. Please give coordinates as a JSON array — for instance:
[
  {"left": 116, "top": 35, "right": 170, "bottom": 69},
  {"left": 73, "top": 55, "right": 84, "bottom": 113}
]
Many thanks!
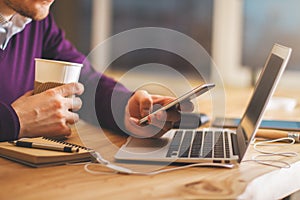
[
  {"left": 130, "top": 117, "right": 138, "bottom": 122},
  {"left": 129, "top": 117, "right": 140, "bottom": 125}
]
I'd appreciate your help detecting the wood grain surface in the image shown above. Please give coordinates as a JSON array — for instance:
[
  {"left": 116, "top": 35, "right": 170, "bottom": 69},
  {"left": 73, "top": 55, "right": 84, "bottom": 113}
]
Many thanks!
[{"left": 1, "top": 87, "right": 300, "bottom": 200}]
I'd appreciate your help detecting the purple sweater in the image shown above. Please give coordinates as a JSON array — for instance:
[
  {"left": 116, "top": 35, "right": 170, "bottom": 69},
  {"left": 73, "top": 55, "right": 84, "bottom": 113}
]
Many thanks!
[{"left": 0, "top": 14, "right": 132, "bottom": 141}]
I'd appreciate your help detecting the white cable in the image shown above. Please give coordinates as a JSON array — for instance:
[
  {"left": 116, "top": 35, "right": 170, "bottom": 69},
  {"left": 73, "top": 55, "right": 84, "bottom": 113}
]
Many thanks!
[
  {"left": 243, "top": 137, "right": 298, "bottom": 168},
  {"left": 84, "top": 151, "right": 234, "bottom": 175},
  {"left": 84, "top": 163, "right": 118, "bottom": 175},
  {"left": 251, "top": 154, "right": 291, "bottom": 168},
  {"left": 85, "top": 136, "right": 298, "bottom": 174},
  {"left": 84, "top": 162, "right": 234, "bottom": 176},
  {"left": 253, "top": 137, "right": 297, "bottom": 156}
]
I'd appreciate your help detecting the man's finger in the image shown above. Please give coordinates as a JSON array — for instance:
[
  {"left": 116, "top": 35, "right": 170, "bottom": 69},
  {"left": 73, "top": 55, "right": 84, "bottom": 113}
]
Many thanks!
[
  {"left": 65, "top": 97, "right": 82, "bottom": 111},
  {"left": 155, "top": 109, "right": 181, "bottom": 122},
  {"left": 66, "top": 112, "right": 80, "bottom": 124},
  {"left": 135, "top": 90, "right": 153, "bottom": 117},
  {"left": 51, "top": 82, "right": 84, "bottom": 97}
]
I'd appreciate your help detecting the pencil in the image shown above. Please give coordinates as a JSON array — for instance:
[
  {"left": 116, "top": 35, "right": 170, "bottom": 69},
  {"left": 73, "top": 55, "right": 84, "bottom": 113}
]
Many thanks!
[
  {"left": 256, "top": 129, "right": 300, "bottom": 142},
  {"left": 9, "top": 140, "right": 79, "bottom": 153}
]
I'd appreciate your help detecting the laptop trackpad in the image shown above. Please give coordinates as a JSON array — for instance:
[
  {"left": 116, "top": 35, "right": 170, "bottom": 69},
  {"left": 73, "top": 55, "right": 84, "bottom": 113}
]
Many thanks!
[
  {"left": 127, "top": 138, "right": 169, "bottom": 148},
  {"left": 121, "top": 137, "right": 170, "bottom": 155}
]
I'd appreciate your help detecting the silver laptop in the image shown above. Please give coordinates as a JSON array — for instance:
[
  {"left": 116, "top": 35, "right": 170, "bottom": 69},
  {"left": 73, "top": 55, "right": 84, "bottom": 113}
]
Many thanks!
[{"left": 115, "top": 44, "right": 292, "bottom": 164}]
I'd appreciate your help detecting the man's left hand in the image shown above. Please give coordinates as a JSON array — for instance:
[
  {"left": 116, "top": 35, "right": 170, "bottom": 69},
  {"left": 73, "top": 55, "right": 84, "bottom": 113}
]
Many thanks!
[{"left": 124, "top": 90, "right": 194, "bottom": 138}]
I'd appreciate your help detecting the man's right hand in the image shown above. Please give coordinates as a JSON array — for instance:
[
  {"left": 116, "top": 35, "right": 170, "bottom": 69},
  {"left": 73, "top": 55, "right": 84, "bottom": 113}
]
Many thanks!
[{"left": 11, "top": 83, "right": 84, "bottom": 139}]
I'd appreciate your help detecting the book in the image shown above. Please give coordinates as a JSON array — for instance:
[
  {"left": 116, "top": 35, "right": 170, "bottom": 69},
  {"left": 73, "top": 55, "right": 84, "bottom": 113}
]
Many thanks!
[{"left": 0, "top": 136, "right": 93, "bottom": 167}]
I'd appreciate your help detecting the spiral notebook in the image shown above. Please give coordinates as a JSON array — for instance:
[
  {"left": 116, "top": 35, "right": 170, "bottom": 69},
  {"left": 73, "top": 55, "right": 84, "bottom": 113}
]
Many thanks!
[{"left": 0, "top": 137, "right": 92, "bottom": 167}]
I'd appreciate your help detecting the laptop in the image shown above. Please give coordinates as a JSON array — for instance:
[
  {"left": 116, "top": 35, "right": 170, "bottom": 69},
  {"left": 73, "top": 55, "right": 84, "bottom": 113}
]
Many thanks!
[{"left": 115, "top": 44, "right": 292, "bottom": 165}]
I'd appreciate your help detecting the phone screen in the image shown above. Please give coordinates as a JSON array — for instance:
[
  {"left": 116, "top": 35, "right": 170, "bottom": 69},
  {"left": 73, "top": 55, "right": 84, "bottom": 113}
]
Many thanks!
[
  {"left": 138, "top": 83, "right": 215, "bottom": 125},
  {"left": 212, "top": 117, "right": 300, "bottom": 131}
]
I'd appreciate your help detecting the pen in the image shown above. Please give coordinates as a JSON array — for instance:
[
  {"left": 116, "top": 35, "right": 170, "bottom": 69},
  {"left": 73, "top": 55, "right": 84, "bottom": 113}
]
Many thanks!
[
  {"left": 9, "top": 140, "right": 79, "bottom": 153},
  {"left": 256, "top": 129, "right": 300, "bottom": 143}
]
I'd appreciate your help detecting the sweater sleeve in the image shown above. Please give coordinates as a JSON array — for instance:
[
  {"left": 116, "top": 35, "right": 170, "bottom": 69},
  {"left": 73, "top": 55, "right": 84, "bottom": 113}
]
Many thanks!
[
  {"left": 0, "top": 102, "right": 20, "bottom": 141},
  {"left": 41, "top": 14, "right": 133, "bottom": 133}
]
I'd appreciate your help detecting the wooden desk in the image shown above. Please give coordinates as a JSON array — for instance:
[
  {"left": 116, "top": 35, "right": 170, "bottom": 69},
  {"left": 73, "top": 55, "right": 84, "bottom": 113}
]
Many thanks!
[{"left": 1, "top": 88, "right": 300, "bottom": 200}]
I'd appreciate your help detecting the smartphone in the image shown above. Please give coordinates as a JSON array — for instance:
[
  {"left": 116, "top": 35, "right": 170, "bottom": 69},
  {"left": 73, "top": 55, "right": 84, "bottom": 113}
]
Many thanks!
[
  {"left": 138, "top": 83, "right": 215, "bottom": 125},
  {"left": 212, "top": 117, "right": 300, "bottom": 131}
]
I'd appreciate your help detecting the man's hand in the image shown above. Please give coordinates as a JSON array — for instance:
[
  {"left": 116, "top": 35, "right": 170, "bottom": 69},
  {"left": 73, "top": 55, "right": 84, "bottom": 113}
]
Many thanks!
[
  {"left": 124, "top": 90, "right": 194, "bottom": 138},
  {"left": 11, "top": 83, "right": 84, "bottom": 138}
]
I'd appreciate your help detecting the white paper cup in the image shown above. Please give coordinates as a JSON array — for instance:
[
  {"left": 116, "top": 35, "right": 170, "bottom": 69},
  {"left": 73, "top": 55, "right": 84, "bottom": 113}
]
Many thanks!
[{"left": 34, "top": 58, "right": 83, "bottom": 94}]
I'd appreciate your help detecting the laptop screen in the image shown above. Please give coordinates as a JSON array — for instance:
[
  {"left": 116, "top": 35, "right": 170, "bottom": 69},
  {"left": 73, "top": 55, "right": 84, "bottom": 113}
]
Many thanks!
[{"left": 235, "top": 45, "right": 291, "bottom": 162}]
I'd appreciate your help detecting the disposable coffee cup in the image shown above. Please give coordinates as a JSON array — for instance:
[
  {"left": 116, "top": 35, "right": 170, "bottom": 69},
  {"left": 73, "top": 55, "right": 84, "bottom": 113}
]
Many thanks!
[{"left": 34, "top": 58, "right": 83, "bottom": 94}]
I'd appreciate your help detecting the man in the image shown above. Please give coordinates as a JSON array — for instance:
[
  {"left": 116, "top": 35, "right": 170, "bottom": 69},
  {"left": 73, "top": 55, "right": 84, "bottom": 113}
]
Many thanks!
[{"left": 0, "top": 0, "right": 193, "bottom": 141}]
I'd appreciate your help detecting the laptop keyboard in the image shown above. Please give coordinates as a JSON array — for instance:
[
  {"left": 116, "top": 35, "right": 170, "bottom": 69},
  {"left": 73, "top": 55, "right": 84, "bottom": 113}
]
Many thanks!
[{"left": 166, "top": 130, "right": 234, "bottom": 159}]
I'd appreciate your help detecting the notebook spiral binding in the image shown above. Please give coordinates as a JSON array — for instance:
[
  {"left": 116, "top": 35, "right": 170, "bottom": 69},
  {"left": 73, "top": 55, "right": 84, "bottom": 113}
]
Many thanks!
[{"left": 42, "top": 137, "right": 93, "bottom": 151}]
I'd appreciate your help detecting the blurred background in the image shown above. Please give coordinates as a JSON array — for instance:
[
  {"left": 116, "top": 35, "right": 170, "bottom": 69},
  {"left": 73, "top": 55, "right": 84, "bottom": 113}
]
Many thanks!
[{"left": 51, "top": 0, "right": 300, "bottom": 90}]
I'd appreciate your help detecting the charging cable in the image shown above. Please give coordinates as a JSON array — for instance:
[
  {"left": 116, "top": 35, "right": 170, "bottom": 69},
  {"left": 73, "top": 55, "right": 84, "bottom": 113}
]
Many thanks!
[
  {"left": 243, "top": 137, "right": 298, "bottom": 168},
  {"left": 83, "top": 136, "right": 299, "bottom": 174},
  {"left": 84, "top": 151, "right": 234, "bottom": 175}
]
